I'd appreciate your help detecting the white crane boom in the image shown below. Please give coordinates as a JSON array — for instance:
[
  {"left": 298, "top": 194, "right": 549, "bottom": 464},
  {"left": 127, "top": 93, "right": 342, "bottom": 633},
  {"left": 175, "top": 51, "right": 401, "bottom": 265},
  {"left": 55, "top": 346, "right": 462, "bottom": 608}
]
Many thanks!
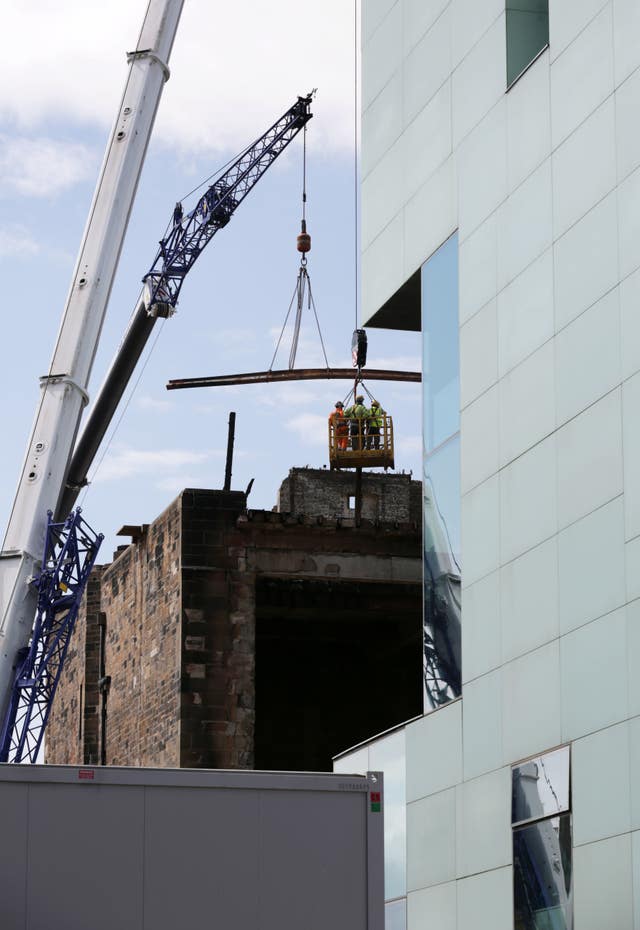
[{"left": 0, "top": 0, "right": 184, "bottom": 728}]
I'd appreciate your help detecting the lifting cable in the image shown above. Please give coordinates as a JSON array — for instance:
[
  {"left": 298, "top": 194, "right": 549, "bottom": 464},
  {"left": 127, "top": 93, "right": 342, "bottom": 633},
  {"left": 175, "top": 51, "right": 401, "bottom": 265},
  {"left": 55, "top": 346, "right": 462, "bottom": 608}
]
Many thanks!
[
  {"left": 343, "top": 378, "right": 377, "bottom": 410},
  {"left": 269, "top": 122, "right": 330, "bottom": 372},
  {"left": 353, "top": 0, "right": 359, "bottom": 331}
]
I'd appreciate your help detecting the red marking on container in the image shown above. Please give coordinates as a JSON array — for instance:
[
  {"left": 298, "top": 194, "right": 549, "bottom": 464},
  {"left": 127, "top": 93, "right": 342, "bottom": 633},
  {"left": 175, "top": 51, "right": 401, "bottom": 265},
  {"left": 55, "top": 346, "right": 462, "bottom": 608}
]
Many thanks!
[
  {"left": 78, "top": 769, "right": 95, "bottom": 781},
  {"left": 370, "top": 791, "right": 381, "bottom": 803}
]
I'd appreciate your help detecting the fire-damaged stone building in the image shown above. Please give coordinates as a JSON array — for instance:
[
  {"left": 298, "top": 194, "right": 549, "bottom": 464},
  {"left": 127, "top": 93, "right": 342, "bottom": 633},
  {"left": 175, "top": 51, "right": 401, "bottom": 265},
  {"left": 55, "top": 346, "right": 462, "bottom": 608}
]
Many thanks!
[{"left": 47, "top": 468, "right": 422, "bottom": 772}]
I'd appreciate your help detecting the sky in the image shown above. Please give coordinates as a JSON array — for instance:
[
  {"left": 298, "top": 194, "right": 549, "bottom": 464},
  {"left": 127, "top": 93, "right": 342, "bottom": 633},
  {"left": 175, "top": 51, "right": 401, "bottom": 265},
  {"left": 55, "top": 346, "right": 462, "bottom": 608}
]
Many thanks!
[{"left": 1, "top": 0, "right": 422, "bottom": 562}]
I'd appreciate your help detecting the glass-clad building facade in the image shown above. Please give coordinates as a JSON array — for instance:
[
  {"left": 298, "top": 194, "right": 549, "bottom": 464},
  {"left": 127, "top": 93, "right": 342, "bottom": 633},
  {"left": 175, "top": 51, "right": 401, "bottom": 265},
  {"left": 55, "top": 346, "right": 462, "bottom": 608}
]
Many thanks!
[
  {"left": 347, "top": 0, "right": 640, "bottom": 926},
  {"left": 421, "top": 233, "right": 462, "bottom": 711},
  {"left": 334, "top": 729, "right": 407, "bottom": 928}
]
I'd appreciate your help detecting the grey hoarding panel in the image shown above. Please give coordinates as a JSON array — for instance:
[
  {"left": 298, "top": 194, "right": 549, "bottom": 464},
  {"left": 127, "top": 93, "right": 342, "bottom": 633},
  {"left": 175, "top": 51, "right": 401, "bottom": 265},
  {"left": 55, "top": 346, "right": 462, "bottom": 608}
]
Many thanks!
[
  {"left": 0, "top": 782, "right": 28, "bottom": 929},
  {"left": 0, "top": 765, "right": 382, "bottom": 930},
  {"left": 258, "top": 789, "right": 368, "bottom": 930},
  {"left": 143, "top": 786, "right": 261, "bottom": 929},
  {"left": 26, "top": 783, "right": 144, "bottom": 930}
]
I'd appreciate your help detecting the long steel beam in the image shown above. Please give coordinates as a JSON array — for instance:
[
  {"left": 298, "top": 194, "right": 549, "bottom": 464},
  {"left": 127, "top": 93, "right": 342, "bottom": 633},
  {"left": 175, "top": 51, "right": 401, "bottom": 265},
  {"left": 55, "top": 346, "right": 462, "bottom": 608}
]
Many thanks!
[{"left": 166, "top": 368, "right": 421, "bottom": 390}]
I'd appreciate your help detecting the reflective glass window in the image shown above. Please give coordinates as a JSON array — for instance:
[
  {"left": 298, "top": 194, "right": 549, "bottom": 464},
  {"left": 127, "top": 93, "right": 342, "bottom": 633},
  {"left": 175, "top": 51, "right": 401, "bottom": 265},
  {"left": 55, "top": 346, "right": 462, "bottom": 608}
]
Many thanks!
[
  {"left": 370, "top": 730, "right": 406, "bottom": 900},
  {"left": 422, "top": 233, "right": 459, "bottom": 452},
  {"left": 333, "top": 732, "right": 406, "bottom": 903},
  {"left": 422, "top": 233, "right": 462, "bottom": 711},
  {"left": 512, "top": 746, "right": 570, "bottom": 826},
  {"left": 506, "top": 0, "right": 549, "bottom": 88},
  {"left": 385, "top": 898, "right": 407, "bottom": 930},
  {"left": 513, "top": 814, "right": 572, "bottom": 930}
]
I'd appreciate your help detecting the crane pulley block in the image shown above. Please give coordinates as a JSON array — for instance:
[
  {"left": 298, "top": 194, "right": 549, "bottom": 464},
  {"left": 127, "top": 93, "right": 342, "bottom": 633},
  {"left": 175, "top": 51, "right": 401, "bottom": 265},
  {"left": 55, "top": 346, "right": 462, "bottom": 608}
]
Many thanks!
[{"left": 352, "top": 328, "right": 367, "bottom": 369}]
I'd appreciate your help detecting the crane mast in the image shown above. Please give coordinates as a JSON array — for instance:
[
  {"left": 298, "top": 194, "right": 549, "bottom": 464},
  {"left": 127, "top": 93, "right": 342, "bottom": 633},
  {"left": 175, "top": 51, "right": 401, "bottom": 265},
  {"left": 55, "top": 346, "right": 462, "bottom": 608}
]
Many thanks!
[{"left": 0, "top": 0, "right": 184, "bottom": 738}]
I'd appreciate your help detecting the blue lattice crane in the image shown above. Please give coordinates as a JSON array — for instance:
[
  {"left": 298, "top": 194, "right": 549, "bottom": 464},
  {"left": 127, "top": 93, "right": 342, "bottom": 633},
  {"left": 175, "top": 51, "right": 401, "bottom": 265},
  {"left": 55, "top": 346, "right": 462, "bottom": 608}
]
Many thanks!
[
  {"left": 0, "top": 510, "right": 103, "bottom": 763},
  {"left": 0, "top": 61, "right": 313, "bottom": 758},
  {"left": 57, "top": 92, "right": 313, "bottom": 519}
]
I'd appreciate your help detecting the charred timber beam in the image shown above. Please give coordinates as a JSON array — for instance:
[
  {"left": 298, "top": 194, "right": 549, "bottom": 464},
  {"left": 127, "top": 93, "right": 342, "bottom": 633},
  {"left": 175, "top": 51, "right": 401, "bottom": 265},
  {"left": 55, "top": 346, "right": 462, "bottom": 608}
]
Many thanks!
[{"left": 166, "top": 368, "right": 421, "bottom": 390}]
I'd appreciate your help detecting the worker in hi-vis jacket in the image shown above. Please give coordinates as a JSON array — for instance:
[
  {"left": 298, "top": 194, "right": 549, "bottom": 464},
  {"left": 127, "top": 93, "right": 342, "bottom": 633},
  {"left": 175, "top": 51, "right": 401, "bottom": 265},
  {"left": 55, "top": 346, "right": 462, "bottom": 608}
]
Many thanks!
[
  {"left": 367, "top": 400, "right": 385, "bottom": 449},
  {"left": 329, "top": 401, "right": 349, "bottom": 450},
  {"left": 345, "top": 395, "right": 369, "bottom": 451}
]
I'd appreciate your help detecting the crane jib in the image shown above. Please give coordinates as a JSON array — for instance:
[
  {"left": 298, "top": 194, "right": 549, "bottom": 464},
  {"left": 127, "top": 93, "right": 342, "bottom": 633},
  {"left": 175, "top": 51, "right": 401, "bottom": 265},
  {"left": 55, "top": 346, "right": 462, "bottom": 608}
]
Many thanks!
[
  {"left": 59, "top": 92, "right": 314, "bottom": 521},
  {"left": 143, "top": 93, "right": 313, "bottom": 316}
]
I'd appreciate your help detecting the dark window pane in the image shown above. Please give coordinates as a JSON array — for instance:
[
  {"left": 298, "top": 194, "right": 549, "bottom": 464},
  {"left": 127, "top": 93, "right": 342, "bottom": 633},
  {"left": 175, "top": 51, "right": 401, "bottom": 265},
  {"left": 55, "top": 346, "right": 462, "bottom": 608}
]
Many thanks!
[
  {"left": 422, "top": 233, "right": 460, "bottom": 452},
  {"left": 514, "top": 815, "right": 572, "bottom": 930},
  {"left": 423, "top": 434, "right": 462, "bottom": 709},
  {"left": 385, "top": 898, "right": 406, "bottom": 930},
  {"left": 507, "top": 2, "right": 549, "bottom": 87},
  {"left": 512, "top": 747, "right": 570, "bottom": 826}
]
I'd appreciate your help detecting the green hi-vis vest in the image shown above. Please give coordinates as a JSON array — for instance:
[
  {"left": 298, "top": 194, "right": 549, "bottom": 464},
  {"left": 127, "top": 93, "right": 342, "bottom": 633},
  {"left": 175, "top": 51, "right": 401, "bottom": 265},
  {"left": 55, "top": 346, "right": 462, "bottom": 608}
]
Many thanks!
[
  {"left": 370, "top": 405, "right": 384, "bottom": 428},
  {"left": 346, "top": 403, "right": 369, "bottom": 419}
]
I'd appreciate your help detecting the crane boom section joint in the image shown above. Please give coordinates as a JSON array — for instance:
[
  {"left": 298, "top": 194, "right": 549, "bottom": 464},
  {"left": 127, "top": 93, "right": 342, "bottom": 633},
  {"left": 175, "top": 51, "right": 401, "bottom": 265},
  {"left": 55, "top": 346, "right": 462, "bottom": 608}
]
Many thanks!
[
  {"left": 38, "top": 374, "right": 90, "bottom": 407},
  {"left": 126, "top": 48, "right": 171, "bottom": 81}
]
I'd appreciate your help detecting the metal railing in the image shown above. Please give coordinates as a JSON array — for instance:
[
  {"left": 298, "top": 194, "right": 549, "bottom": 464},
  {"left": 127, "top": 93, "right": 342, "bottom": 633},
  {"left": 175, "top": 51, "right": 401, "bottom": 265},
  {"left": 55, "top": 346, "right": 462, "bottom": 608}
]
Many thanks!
[{"left": 328, "top": 415, "right": 394, "bottom": 470}]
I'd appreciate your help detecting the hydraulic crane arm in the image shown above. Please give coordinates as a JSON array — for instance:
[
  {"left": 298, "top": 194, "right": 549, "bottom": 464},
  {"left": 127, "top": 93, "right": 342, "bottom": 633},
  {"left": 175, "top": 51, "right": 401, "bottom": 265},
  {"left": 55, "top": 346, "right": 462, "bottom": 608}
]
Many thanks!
[
  {"left": 0, "top": 0, "right": 184, "bottom": 737},
  {"left": 58, "top": 93, "right": 313, "bottom": 519}
]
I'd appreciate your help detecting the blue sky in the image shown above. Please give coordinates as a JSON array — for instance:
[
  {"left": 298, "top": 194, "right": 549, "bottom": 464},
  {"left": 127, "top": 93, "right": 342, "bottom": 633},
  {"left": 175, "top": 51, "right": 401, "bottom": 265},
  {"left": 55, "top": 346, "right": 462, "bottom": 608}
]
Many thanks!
[{"left": 1, "top": 0, "right": 421, "bottom": 560}]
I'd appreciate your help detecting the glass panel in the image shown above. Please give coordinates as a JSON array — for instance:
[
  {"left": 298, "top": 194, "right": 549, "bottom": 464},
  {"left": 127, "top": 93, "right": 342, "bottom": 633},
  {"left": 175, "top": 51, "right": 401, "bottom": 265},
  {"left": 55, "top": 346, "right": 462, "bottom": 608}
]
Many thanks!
[
  {"left": 385, "top": 898, "right": 407, "bottom": 930},
  {"left": 513, "top": 814, "right": 572, "bottom": 930},
  {"left": 370, "top": 730, "right": 406, "bottom": 900},
  {"left": 423, "top": 434, "right": 462, "bottom": 709},
  {"left": 506, "top": 2, "right": 549, "bottom": 87},
  {"left": 422, "top": 233, "right": 460, "bottom": 453},
  {"left": 512, "top": 747, "right": 570, "bottom": 826},
  {"left": 422, "top": 233, "right": 461, "bottom": 713}
]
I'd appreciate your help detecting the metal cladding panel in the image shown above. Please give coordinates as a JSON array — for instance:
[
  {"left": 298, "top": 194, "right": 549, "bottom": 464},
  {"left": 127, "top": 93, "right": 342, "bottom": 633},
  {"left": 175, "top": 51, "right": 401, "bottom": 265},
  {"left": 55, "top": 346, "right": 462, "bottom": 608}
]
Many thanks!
[
  {"left": 0, "top": 782, "right": 28, "bottom": 929},
  {"left": 143, "top": 786, "right": 261, "bottom": 928},
  {"left": 257, "top": 788, "right": 368, "bottom": 930},
  {"left": 0, "top": 765, "right": 383, "bottom": 930},
  {"left": 25, "top": 783, "right": 144, "bottom": 930}
]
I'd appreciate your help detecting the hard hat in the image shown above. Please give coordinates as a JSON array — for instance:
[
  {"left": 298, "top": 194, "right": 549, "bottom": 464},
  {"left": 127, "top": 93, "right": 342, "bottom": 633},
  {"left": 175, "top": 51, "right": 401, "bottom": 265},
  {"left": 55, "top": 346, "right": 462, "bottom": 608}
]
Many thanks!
[
  {"left": 335, "top": 401, "right": 344, "bottom": 408},
  {"left": 372, "top": 400, "right": 379, "bottom": 406},
  {"left": 356, "top": 395, "right": 364, "bottom": 402}
]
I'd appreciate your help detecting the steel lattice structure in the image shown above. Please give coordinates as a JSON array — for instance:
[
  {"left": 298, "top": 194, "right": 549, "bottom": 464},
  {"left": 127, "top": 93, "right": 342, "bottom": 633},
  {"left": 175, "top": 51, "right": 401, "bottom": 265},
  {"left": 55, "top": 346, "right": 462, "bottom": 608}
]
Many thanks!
[
  {"left": 143, "top": 93, "right": 313, "bottom": 315},
  {"left": 0, "top": 510, "right": 103, "bottom": 763}
]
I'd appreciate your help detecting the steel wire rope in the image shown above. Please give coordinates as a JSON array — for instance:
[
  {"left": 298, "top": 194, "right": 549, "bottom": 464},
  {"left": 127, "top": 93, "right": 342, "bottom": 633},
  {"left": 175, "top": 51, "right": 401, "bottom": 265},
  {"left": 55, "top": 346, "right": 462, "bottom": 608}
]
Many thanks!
[
  {"left": 268, "top": 114, "right": 331, "bottom": 373},
  {"left": 269, "top": 281, "right": 300, "bottom": 371},
  {"left": 353, "top": 0, "right": 359, "bottom": 330},
  {"left": 307, "top": 278, "right": 330, "bottom": 369},
  {"left": 302, "top": 122, "right": 308, "bottom": 224}
]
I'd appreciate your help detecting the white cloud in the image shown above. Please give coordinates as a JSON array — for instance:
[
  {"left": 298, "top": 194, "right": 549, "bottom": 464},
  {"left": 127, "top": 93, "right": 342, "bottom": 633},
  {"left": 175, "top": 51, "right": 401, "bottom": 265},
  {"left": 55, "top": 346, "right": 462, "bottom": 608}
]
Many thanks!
[
  {"left": 396, "top": 435, "right": 422, "bottom": 456},
  {"left": 257, "top": 384, "right": 321, "bottom": 409},
  {"left": 285, "top": 413, "right": 328, "bottom": 446},
  {"left": 94, "top": 446, "right": 215, "bottom": 481},
  {"left": 2, "top": 0, "right": 356, "bottom": 154},
  {"left": 267, "top": 321, "right": 335, "bottom": 370},
  {"left": 366, "top": 354, "right": 422, "bottom": 372},
  {"left": 155, "top": 474, "right": 209, "bottom": 494},
  {"left": 0, "top": 135, "right": 95, "bottom": 197},
  {"left": 216, "top": 328, "right": 258, "bottom": 349},
  {"left": 0, "top": 226, "right": 39, "bottom": 258},
  {"left": 136, "top": 394, "right": 174, "bottom": 412}
]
